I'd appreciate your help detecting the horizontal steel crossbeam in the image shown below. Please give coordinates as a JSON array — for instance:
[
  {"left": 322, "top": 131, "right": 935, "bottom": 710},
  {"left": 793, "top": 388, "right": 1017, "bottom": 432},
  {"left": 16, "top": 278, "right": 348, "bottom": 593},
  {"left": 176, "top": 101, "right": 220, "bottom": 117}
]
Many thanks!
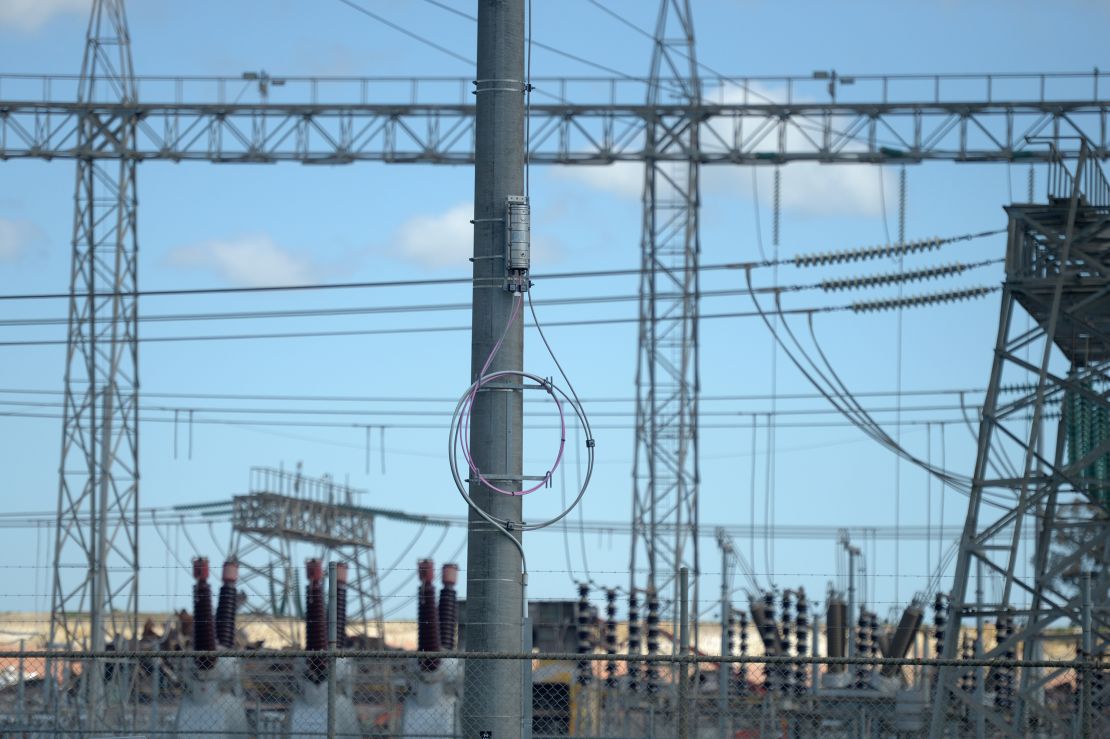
[{"left": 0, "top": 77, "right": 1106, "bottom": 163}]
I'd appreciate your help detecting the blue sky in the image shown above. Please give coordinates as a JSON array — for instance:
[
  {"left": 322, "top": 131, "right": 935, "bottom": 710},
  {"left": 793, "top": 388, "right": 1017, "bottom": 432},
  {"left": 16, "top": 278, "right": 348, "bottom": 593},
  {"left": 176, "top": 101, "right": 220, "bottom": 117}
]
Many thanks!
[{"left": 0, "top": 0, "right": 1107, "bottom": 636}]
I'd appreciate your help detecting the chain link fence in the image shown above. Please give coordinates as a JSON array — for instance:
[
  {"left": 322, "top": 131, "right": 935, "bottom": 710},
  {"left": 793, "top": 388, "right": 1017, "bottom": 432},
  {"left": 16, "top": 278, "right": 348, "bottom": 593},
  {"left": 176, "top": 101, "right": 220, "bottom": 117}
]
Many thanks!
[{"left": 0, "top": 649, "right": 1105, "bottom": 737}]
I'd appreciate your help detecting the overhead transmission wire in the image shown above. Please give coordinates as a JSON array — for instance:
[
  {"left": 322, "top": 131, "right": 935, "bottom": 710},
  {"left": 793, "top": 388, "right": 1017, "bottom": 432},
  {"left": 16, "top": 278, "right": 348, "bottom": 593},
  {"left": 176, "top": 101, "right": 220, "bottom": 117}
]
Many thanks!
[
  {"left": 0, "top": 230, "right": 1002, "bottom": 304},
  {"left": 417, "top": 0, "right": 676, "bottom": 92},
  {"left": 742, "top": 270, "right": 1016, "bottom": 512},
  {"left": 0, "top": 290, "right": 1001, "bottom": 348},
  {"left": 0, "top": 258, "right": 1001, "bottom": 330},
  {"left": 334, "top": 0, "right": 474, "bottom": 66}
]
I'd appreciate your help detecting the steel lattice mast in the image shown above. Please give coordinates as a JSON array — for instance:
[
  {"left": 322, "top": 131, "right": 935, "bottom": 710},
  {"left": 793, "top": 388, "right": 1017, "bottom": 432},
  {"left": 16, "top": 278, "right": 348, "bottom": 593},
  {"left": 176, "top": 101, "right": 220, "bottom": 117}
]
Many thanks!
[
  {"left": 630, "top": 0, "right": 701, "bottom": 643},
  {"left": 50, "top": 0, "right": 140, "bottom": 658},
  {"left": 929, "top": 143, "right": 1110, "bottom": 736}
]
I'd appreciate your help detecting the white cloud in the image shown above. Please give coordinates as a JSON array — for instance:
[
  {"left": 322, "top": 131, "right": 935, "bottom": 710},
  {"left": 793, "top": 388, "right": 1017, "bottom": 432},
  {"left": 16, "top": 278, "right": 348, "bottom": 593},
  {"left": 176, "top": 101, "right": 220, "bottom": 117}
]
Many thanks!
[
  {"left": 553, "top": 162, "right": 643, "bottom": 200},
  {"left": 394, "top": 203, "right": 474, "bottom": 269},
  {"left": 393, "top": 202, "right": 561, "bottom": 269},
  {"left": 165, "top": 234, "right": 318, "bottom": 286},
  {"left": 0, "top": 0, "right": 88, "bottom": 31},
  {"left": 0, "top": 217, "right": 43, "bottom": 262}
]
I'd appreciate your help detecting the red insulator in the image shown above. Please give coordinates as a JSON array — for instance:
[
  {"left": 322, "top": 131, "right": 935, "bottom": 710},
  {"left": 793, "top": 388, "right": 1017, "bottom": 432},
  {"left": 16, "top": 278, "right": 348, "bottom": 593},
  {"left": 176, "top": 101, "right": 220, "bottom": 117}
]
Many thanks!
[
  {"left": 437, "top": 563, "right": 458, "bottom": 650},
  {"left": 192, "top": 557, "right": 217, "bottom": 671},
  {"left": 417, "top": 559, "right": 440, "bottom": 672},
  {"left": 335, "top": 561, "right": 349, "bottom": 648},
  {"left": 215, "top": 559, "right": 239, "bottom": 649},
  {"left": 304, "top": 559, "right": 327, "bottom": 684}
]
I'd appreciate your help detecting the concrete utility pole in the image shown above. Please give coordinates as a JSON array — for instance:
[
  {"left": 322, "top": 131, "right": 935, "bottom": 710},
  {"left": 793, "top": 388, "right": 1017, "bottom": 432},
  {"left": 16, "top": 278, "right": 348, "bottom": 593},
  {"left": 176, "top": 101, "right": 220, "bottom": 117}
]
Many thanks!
[{"left": 462, "top": 1, "right": 526, "bottom": 737}]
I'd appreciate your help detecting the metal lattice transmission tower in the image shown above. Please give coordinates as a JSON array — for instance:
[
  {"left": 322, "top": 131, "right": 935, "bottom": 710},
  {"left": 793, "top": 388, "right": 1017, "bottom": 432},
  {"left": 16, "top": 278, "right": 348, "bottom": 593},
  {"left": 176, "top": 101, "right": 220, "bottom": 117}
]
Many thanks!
[
  {"left": 50, "top": 0, "right": 140, "bottom": 655},
  {"left": 229, "top": 467, "right": 387, "bottom": 648},
  {"left": 930, "top": 143, "right": 1110, "bottom": 737},
  {"left": 630, "top": 0, "right": 701, "bottom": 641}
]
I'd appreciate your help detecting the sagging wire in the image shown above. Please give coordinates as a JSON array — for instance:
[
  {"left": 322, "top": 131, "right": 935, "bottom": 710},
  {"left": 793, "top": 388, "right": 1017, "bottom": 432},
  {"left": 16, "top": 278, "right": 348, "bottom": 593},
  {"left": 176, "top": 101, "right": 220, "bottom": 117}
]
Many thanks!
[
  {"left": 801, "top": 305, "right": 1019, "bottom": 511},
  {"left": 743, "top": 267, "right": 1016, "bottom": 512}
]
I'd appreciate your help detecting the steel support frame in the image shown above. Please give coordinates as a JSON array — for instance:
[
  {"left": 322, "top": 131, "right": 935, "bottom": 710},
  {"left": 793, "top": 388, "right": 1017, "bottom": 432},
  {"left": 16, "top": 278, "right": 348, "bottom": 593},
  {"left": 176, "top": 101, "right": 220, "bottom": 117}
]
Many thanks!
[
  {"left": 1, "top": 96, "right": 1106, "bottom": 164},
  {"left": 631, "top": 0, "right": 701, "bottom": 656},
  {"left": 930, "top": 150, "right": 1110, "bottom": 737},
  {"left": 49, "top": 2, "right": 140, "bottom": 731},
  {"left": 230, "top": 490, "right": 387, "bottom": 646}
]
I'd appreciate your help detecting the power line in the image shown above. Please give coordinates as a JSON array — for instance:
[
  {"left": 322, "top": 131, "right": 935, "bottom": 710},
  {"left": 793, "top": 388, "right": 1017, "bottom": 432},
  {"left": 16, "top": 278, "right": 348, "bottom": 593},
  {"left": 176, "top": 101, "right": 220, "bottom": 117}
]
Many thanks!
[
  {"left": 417, "top": 0, "right": 651, "bottom": 84},
  {"left": 0, "top": 385, "right": 991, "bottom": 404},
  {"left": 0, "top": 228, "right": 1002, "bottom": 303},
  {"left": 0, "top": 408, "right": 987, "bottom": 430},
  {"left": 0, "top": 288, "right": 998, "bottom": 347},
  {"left": 0, "top": 258, "right": 1001, "bottom": 327},
  {"left": 334, "top": 0, "right": 473, "bottom": 66}
]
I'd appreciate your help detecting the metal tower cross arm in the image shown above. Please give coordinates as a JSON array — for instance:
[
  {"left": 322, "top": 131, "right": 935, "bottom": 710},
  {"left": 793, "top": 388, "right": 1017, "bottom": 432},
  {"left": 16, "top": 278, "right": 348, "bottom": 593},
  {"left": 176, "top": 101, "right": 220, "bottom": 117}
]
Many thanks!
[{"left": 0, "top": 72, "right": 1107, "bottom": 163}]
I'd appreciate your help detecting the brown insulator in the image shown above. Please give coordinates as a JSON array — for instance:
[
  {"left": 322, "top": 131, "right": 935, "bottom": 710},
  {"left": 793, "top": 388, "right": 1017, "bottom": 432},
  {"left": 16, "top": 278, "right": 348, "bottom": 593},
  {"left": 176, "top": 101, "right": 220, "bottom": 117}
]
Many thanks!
[
  {"left": 736, "top": 609, "right": 749, "bottom": 695},
  {"left": 304, "top": 559, "right": 327, "bottom": 684},
  {"left": 604, "top": 589, "right": 618, "bottom": 688},
  {"left": 794, "top": 588, "right": 808, "bottom": 695},
  {"left": 437, "top": 563, "right": 458, "bottom": 650},
  {"left": 627, "top": 591, "right": 641, "bottom": 693},
  {"left": 192, "top": 557, "right": 217, "bottom": 671},
  {"left": 645, "top": 588, "right": 660, "bottom": 695},
  {"left": 215, "top": 559, "right": 239, "bottom": 649},
  {"left": 854, "top": 607, "right": 868, "bottom": 689},
  {"left": 576, "top": 583, "right": 592, "bottom": 685},
  {"left": 779, "top": 590, "right": 793, "bottom": 696},
  {"left": 933, "top": 592, "right": 948, "bottom": 659},
  {"left": 417, "top": 559, "right": 440, "bottom": 672},
  {"left": 335, "top": 561, "right": 349, "bottom": 647}
]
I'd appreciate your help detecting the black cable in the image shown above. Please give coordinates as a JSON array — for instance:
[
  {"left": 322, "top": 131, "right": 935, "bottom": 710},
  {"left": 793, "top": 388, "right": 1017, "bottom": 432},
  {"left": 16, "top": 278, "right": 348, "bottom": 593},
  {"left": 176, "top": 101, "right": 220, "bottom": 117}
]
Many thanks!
[
  {"left": 335, "top": 0, "right": 473, "bottom": 66},
  {"left": 0, "top": 385, "right": 995, "bottom": 404},
  {"left": 0, "top": 259, "right": 1001, "bottom": 328},
  {"left": 418, "top": 0, "right": 655, "bottom": 85},
  {"left": 0, "top": 229, "right": 1003, "bottom": 303}
]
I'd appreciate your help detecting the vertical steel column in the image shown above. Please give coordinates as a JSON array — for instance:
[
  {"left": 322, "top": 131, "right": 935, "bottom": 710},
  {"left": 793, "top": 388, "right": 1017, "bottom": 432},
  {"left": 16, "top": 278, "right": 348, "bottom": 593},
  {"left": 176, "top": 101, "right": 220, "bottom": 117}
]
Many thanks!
[
  {"left": 49, "top": 0, "right": 140, "bottom": 724},
  {"left": 462, "top": 1, "right": 526, "bottom": 736},
  {"left": 630, "top": 0, "right": 702, "bottom": 653}
]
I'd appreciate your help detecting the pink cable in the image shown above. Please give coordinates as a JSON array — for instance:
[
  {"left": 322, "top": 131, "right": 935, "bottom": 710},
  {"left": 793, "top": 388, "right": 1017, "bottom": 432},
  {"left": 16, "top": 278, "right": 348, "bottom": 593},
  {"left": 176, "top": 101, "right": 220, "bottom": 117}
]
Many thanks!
[{"left": 457, "top": 294, "right": 566, "bottom": 496}]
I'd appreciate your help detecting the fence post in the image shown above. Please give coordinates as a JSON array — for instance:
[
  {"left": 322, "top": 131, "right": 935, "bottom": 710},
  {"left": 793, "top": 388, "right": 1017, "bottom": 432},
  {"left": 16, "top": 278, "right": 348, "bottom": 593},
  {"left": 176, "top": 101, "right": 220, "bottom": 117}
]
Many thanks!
[
  {"left": 327, "top": 561, "right": 338, "bottom": 739},
  {"left": 1080, "top": 570, "right": 1093, "bottom": 737},
  {"left": 718, "top": 552, "right": 729, "bottom": 739},
  {"left": 522, "top": 606, "right": 533, "bottom": 739},
  {"left": 678, "top": 566, "right": 690, "bottom": 739},
  {"left": 151, "top": 656, "right": 160, "bottom": 735},
  {"left": 17, "top": 639, "right": 24, "bottom": 730}
]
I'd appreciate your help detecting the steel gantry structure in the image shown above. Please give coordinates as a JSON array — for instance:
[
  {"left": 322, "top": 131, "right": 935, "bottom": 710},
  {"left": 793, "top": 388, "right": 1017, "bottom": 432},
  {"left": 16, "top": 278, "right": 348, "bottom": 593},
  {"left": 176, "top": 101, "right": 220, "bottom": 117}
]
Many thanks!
[
  {"left": 47, "top": 0, "right": 140, "bottom": 678},
  {"left": 2, "top": 0, "right": 1109, "bottom": 709},
  {"left": 630, "top": 0, "right": 702, "bottom": 651},
  {"left": 928, "top": 144, "right": 1110, "bottom": 737}
]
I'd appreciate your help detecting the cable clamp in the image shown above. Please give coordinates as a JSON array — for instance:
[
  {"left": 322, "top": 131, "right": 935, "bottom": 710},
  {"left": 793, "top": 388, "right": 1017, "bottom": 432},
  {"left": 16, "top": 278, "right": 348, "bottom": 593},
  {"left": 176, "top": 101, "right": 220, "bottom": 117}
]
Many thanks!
[{"left": 586, "top": 438, "right": 596, "bottom": 448}]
